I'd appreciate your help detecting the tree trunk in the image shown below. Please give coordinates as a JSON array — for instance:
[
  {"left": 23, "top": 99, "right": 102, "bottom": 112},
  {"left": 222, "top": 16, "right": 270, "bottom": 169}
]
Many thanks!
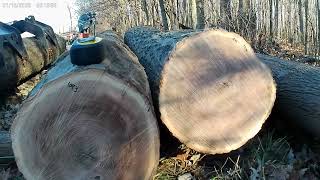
[
  {"left": 220, "top": 0, "right": 232, "bottom": 30},
  {"left": 299, "top": 0, "right": 304, "bottom": 42},
  {"left": 142, "top": 0, "right": 150, "bottom": 25},
  {"left": 196, "top": 0, "right": 205, "bottom": 29},
  {"left": 151, "top": 0, "right": 157, "bottom": 26},
  {"left": 269, "top": 0, "right": 273, "bottom": 37},
  {"left": 189, "top": 0, "right": 197, "bottom": 29},
  {"left": 11, "top": 31, "right": 160, "bottom": 180},
  {"left": 317, "top": 0, "right": 320, "bottom": 57},
  {"left": 238, "top": 0, "right": 244, "bottom": 33},
  {"left": 159, "top": 0, "right": 169, "bottom": 30},
  {"left": 305, "top": 0, "right": 308, "bottom": 54},
  {"left": 0, "top": 35, "right": 66, "bottom": 95},
  {"left": 257, "top": 54, "right": 320, "bottom": 137},
  {"left": 124, "top": 27, "right": 276, "bottom": 154}
]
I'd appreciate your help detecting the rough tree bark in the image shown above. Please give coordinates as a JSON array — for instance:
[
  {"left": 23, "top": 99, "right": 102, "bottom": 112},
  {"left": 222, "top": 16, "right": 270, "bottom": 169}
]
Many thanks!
[
  {"left": 0, "top": 131, "right": 13, "bottom": 167},
  {"left": 11, "top": 31, "right": 160, "bottom": 180},
  {"left": 125, "top": 27, "right": 276, "bottom": 154},
  {"left": 0, "top": 35, "right": 66, "bottom": 95},
  {"left": 257, "top": 54, "right": 320, "bottom": 138}
]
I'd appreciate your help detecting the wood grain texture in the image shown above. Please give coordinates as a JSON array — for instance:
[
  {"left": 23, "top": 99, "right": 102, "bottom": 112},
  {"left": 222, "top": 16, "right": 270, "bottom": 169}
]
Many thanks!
[
  {"left": 11, "top": 31, "right": 159, "bottom": 180},
  {"left": 125, "top": 27, "right": 276, "bottom": 154},
  {"left": 0, "top": 35, "right": 66, "bottom": 95},
  {"left": 257, "top": 53, "right": 320, "bottom": 137}
]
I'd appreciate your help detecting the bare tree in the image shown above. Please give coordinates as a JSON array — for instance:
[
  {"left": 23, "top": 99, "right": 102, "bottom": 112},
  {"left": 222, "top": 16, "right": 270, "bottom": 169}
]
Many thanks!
[
  {"left": 299, "top": 0, "right": 304, "bottom": 42},
  {"left": 317, "top": 0, "right": 320, "bottom": 57},
  {"left": 196, "top": 0, "right": 205, "bottom": 29},
  {"left": 189, "top": 0, "right": 197, "bottom": 29},
  {"left": 67, "top": 4, "right": 73, "bottom": 32},
  {"left": 159, "top": 0, "right": 169, "bottom": 30},
  {"left": 72, "top": 0, "right": 320, "bottom": 58},
  {"left": 274, "top": 0, "right": 279, "bottom": 38},
  {"left": 142, "top": 0, "right": 150, "bottom": 25},
  {"left": 305, "top": 0, "right": 308, "bottom": 54},
  {"left": 220, "top": 0, "right": 231, "bottom": 30},
  {"left": 269, "top": 0, "right": 273, "bottom": 38}
]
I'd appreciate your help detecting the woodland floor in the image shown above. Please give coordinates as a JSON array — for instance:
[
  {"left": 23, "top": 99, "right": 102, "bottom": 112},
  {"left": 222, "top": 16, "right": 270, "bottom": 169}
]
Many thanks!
[{"left": 0, "top": 41, "right": 320, "bottom": 180}]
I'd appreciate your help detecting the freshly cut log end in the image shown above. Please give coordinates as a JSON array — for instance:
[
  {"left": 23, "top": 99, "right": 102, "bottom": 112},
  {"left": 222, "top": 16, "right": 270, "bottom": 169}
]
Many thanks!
[
  {"left": 12, "top": 62, "right": 159, "bottom": 178},
  {"left": 160, "top": 30, "right": 276, "bottom": 154},
  {"left": 125, "top": 27, "right": 276, "bottom": 154}
]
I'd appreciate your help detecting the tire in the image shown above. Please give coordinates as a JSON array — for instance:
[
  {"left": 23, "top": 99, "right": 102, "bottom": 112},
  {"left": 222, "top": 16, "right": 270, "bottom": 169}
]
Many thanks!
[{"left": 70, "top": 37, "right": 107, "bottom": 66}]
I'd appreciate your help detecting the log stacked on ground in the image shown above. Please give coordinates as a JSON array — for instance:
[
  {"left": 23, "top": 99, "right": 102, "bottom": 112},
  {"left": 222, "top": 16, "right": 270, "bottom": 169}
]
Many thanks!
[
  {"left": 125, "top": 27, "right": 276, "bottom": 154},
  {"left": 11, "top": 31, "right": 159, "bottom": 180},
  {"left": 257, "top": 53, "right": 320, "bottom": 138},
  {"left": 0, "top": 35, "right": 66, "bottom": 94}
]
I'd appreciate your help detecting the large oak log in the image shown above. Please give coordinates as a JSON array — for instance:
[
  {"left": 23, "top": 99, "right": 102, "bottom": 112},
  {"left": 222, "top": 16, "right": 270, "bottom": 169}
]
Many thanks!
[
  {"left": 11, "top": 32, "right": 160, "bottom": 180},
  {"left": 257, "top": 53, "right": 320, "bottom": 137},
  {"left": 125, "top": 27, "right": 276, "bottom": 154},
  {"left": 0, "top": 35, "right": 66, "bottom": 95}
]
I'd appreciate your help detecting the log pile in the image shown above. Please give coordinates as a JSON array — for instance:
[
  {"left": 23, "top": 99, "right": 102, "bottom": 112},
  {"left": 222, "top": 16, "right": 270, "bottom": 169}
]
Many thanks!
[
  {"left": 11, "top": 32, "right": 160, "bottom": 179},
  {"left": 0, "top": 35, "right": 66, "bottom": 95},
  {"left": 5, "top": 26, "right": 320, "bottom": 179},
  {"left": 124, "top": 27, "right": 276, "bottom": 154}
]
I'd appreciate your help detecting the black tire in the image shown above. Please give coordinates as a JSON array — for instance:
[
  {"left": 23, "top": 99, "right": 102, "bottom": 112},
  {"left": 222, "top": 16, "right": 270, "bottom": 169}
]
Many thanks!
[{"left": 70, "top": 37, "right": 107, "bottom": 66}]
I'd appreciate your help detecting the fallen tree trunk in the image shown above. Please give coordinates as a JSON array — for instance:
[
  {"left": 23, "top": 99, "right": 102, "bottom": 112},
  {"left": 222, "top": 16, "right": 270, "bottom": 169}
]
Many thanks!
[
  {"left": 257, "top": 53, "right": 320, "bottom": 138},
  {"left": 11, "top": 32, "right": 159, "bottom": 180},
  {"left": 125, "top": 27, "right": 276, "bottom": 154},
  {"left": 0, "top": 35, "right": 66, "bottom": 95}
]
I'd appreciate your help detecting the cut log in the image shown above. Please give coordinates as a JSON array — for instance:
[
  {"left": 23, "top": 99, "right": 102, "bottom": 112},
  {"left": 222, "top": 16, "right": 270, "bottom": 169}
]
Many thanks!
[
  {"left": 257, "top": 53, "right": 320, "bottom": 137},
  {"left": 125, "top": 27, "right": 276, "bottom": 154},
  {"left": 11, "top": 32, "right": 159, "bottom": 180},
  {"left": 0, "top": 35, "right": 66, "bottom": 95}
]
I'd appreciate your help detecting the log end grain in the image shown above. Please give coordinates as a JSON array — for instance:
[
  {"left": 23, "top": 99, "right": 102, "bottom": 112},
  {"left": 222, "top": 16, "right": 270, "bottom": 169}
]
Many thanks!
[
  {"left": 11, "top": 69, "right": 159, "bottom": 179},
  {"left": 159, "top": 30, "right": 276, "bottom": 154}
]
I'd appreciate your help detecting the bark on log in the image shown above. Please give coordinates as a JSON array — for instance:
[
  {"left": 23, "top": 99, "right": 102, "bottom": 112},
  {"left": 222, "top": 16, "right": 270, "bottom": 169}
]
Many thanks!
[
  {"left": 0, "top": 131, "right": 14, "bottom": 167},
  {"left": 257, "top": 53, "right": 320, "bottom": 137},
  {"left": 11, "top": 32, "right": 159, "bottom": 180},
  {"left": 124, "top": 27, "right": 276, "bottom": 154},
  {"left": 0, "top": 35, "right": 66, "bottom": 95}
]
